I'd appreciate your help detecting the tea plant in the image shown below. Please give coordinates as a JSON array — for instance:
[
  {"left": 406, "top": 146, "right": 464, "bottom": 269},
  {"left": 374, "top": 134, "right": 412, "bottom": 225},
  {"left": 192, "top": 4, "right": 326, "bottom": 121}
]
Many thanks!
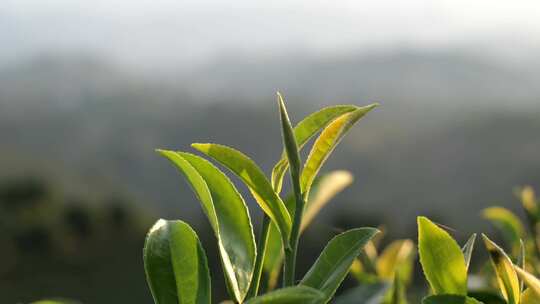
[
  {"left": 144, "top": 93, "right": 379, "bottom": 303},
  {"left": 28, "top": 103, "right": 540, "bottom": 304}
]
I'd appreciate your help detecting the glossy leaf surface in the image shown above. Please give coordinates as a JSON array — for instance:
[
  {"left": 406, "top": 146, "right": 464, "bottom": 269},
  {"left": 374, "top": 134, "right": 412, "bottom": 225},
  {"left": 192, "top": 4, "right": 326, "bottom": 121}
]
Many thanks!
[
  {"left": 144, "top": 220, "right": 211, "bottom": 304},
  {"left": 192, "top": 143, "right": 292, "bottom": 247},
  {"left": 158, "top": 150, "right": 256, "bottom": 302},
  {"left": 301, "top": 228, "right": 378, "bottom": 301},
  {"left": 418, "top": 217, "right": 467, "bottom": 295}
]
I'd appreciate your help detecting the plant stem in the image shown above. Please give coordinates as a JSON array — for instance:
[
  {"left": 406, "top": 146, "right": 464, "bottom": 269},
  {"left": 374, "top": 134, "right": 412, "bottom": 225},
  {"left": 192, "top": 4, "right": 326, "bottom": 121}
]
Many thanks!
[
  {"left": 247, "top": 214, "right": 271, "bottom": 298},
  {"left": 282, "top": 180, "right": 305, "bottom": 287}
]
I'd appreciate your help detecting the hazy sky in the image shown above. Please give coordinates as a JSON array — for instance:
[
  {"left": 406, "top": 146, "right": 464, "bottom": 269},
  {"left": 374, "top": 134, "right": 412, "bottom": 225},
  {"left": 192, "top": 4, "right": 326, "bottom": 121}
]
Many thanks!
[{"left": 3, "top": 0, "right": 540, "bottom": 68}]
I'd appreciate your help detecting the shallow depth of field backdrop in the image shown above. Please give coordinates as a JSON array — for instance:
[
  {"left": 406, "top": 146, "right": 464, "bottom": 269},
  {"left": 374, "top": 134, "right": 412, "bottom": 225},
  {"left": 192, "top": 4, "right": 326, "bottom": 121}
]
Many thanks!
[{"left": 1, "top": 1, "right": 540, "bottom": 302}]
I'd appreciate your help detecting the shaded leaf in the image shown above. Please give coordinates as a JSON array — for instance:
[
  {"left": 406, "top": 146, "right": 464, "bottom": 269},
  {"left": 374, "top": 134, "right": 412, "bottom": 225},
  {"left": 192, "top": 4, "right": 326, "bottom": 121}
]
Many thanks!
[
  {"left": 468, "top": 291, "right": 506, "bottom": 304},
  {"left": 418, "top": 216, "right": 467, "bottom": 295},
  {"left": 482, "top": 234, "right": 520, "bottom": 304},
  {"left": 300, "top": 104, "right": 378, "bottom": 197},
  {"left": 462, "top": 234, "right": 477, "bottom": 271},
  {"left": 301, "top": 228, "right": 379, "bottom": 301},
  {"left": 334, "top": 282, "right": 388, "bottom": 304},
  {"left": 422, "top": 295, "right": 484, "bottom": 304},
  {"left": 271, "top": 105, "right": 358, "bottom": 193},
  {"left": 245, "top": 286, "right": 324, "bottom": 304},
  {"left": 144, "top": 220, "right": 211, "bottom": 304},
  {"left": 158, "top": 150, "right": 256, "bottom": 302},
  {"left": 192, "top": 143, "right": 292, "bottom": 247}
]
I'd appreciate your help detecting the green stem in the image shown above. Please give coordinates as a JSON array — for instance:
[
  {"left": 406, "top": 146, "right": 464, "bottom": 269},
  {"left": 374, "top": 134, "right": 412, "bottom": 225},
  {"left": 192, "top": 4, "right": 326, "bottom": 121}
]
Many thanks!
[
  {"left": 282, "top": 180, "right": 305, "bottom": 287},
  {"left": 247, "top": 215, "right": 271, "bottom": 298}
]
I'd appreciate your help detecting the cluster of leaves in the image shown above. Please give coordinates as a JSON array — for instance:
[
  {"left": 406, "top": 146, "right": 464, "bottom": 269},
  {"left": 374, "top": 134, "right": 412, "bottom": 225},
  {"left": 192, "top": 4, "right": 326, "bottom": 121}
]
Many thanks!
[
  {"left": 143, "top": 94, "right": 379, "bottom": 303},
  {"left": 345, "top": 187, "right": 540, "bottom": 304},
  {"left": 28, "top": 99, "right": 540, "bottom": 303}
]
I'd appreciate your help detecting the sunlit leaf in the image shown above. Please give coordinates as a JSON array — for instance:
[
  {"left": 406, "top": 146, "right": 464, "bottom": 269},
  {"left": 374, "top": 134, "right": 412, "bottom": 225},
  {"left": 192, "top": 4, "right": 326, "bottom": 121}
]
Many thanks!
[
  {"left": 192, "top": 143, "right": 292, "bottom": 247},
  {"left": 333, "top": 282, "right": 388, "bottom": 304},
  {"left": 422, "top": 295, "right": 484, "bottom": 304},
  {"left": 263, "top": 171, "right": 354, "bottom": 290},
  {"left": 462, "top": 234, "right": 477, "bottom": 271},
  {"left": 417, "top": 216, "right": 467, "bottom": 296},
  {"left": 271, "top": 105, "right": 358, "bottom": 193},
  {"left": 301, "top": 228, "right": 379, "bottom": 301},
  {"left": 144, "top": 220, "right": 211, "bottom": 304},
  {"left": 515, "top": 266, "right": 540, "bottom": 299},
  {"left": 301, "top": 170, "right": 354, "bottom": 230},
  {"left": 376, "top": 239, "right": 415, "bottom": 281},
  {"left": 482, "top": 234, "right": 520, "bottom": 304},
  {"left": 158, "top": 150, "right": 256, "bottom": 302},
  {"left": 244, "top": 286, "right": 324, "bottom": 304},
  {"left": 300, "top": 104, "right": 378, "bottom": 197}
]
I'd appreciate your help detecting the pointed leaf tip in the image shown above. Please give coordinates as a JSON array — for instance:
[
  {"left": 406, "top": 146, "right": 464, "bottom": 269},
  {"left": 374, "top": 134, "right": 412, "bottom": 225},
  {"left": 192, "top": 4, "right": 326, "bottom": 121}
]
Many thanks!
[{"left": 417, "top": 216, "right": 467, "bottom": 296}]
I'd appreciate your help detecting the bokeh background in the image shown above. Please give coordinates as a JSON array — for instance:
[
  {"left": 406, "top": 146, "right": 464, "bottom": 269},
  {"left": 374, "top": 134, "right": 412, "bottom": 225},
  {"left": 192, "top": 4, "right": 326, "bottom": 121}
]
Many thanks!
[{"left": 1, "top": 1, "right": 539, "bottom": 302}]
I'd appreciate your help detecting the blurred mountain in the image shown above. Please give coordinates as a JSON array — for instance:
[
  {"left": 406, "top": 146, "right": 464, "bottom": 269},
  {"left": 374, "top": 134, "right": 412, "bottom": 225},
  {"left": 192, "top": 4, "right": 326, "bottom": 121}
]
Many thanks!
[{"left": 0, "top": 50, "right": 539, "bottom": 237}]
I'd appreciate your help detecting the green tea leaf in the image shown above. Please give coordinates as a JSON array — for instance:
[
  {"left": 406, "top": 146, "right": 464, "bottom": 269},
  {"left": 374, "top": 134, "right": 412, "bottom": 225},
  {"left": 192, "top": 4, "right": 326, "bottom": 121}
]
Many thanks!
[
  {"left": 158, "top": 150, "right": 256, "bottom": 302},
  {"left": 462, "top": 234, "right": 477, "bottom": 271},
  {"left": 301, "top": 228, "right": 379, "bottom": 301},
  {"left": 277, "top": 93, "right": 302, "bottom": 193},
  {"left": 300, "top": 104, "right": 377, "bottom": 197},
  {"left": 482, "top": 207, "right": 525, "bottom": 254},
  {"left": 271, "top": 105, "right": 358, "bottom": 193},
  {"left": 192, "top": 143, "right": 292, "bottom": 247},
  {"left": 482, "top": 234, "right": 520, "bottom": 304},
  {"left": 422, "top": 295, "right": 484, "bottom": 304},
  {"left": 245, "top": 286, "right": 324, "bottom": 304},
  {"left": 333, "top": 282, "right": 388, "bottom": 304},
  {"left": 418, "top": 216, "right": 467, "bottom": 295},
  {"left": 515, "top": 266, "right": 540, "bottom": 299},
  {"left": 263, "top": 170, "right": 354, "bottom": 288},
  {"left": 144, "top": 220, "right": 211, "bottom": 304}
]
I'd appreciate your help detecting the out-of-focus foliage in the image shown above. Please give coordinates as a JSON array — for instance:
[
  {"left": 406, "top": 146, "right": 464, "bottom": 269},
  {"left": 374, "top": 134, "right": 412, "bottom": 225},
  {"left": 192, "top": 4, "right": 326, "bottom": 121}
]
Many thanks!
[{"left": 0, "top": 177, "right": 152, "bottom": 303}]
